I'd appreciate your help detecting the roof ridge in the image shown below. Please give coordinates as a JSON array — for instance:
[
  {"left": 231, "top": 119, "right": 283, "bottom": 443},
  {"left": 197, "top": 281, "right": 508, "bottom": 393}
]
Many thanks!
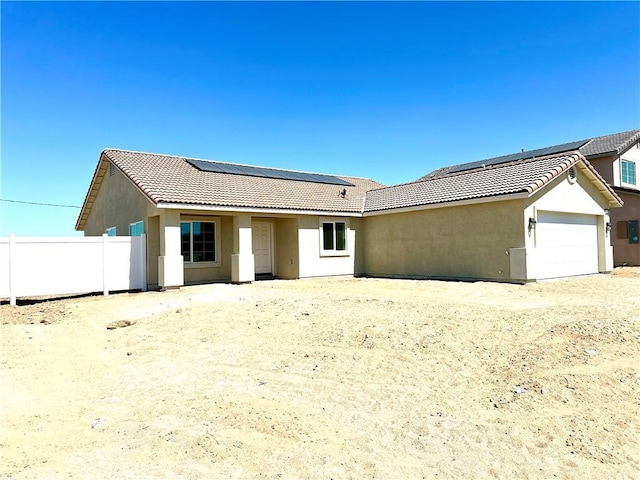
[{"left": 102, "top": 148, "right": 381, "bottom": 184}]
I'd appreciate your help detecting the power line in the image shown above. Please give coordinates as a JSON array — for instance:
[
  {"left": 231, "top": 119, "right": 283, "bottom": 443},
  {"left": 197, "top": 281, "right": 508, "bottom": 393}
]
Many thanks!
[{"left": 0, "top": 198, "right": 81, "bottom": 209}]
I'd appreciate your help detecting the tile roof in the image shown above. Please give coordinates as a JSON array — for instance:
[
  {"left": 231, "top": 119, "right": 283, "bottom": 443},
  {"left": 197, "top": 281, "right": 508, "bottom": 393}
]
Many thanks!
[
  {"left": 418, "top": 140, "right": 589, "bottom": 181},
  {"left": 77, "top": 141, "right": 624, "bottom": 231},
  {"left": 364, "top": 152, "right": 622, "bottom": 213},
  {"left": 100, "top": 149, "right": 383, "bottom": 213},
  {"left": 419, "top": 129, "right": 640, "bottom": 181},
  {"left": 578, "top": 129, "right": 640, "bottom": 157}
]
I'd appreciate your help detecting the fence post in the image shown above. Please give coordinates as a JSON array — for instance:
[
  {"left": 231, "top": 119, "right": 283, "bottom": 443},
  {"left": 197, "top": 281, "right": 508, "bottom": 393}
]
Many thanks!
[
  {"left": 9, "top": 234, "right": 16, "bottom": 306},
  {"left": 102, "top": 233, "right": 109, "bottom": 296},
  {"left": 140, "top": 234, "right": 148, "bottom": 292}
]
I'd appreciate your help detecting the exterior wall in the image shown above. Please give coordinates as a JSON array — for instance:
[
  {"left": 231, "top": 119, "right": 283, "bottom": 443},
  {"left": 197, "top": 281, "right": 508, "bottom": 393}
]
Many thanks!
[
  {"left": 586, "top": 155, "right": 615, "bottom": 185},
  {"left": 525, "top": 167, "right": 612, "bottom": 217},
  {"left": 586, "top": 142, "right": 639, "bottom": 266},
  {"left": 610, "top": 190, "right": 640, "bottom": 266},
  {"left": 147, "top": 215, "right": 160, "bottom": 287},
  {"left": 297, "top": 216, "right": 357, "bottom": 278},
  {"left": 83, "top": 162, "right": 158, "bottom": 237},
  {"left": 363, "top": 200, "right": 524, "bottom": 282},
  {"left": 351, "top": 217, "right": 366, "bottom": 276},
  {"left": 275, "top": 217, "right": 299, "bottom": 279}
]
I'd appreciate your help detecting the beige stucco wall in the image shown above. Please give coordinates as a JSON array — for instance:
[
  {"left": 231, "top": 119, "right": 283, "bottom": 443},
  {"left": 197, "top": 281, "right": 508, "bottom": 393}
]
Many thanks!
[
  {"left": 363, "top": 199, "right": 524, "bottom": 282},
  {"left": 351, "top": 217, "right": 365, "bottom": 275},
  {"left": 275, "top": 217, "right": 299, "bottom": 279},
  {"left": 82, "top": 161, "right": 158, "bottom": 237}
]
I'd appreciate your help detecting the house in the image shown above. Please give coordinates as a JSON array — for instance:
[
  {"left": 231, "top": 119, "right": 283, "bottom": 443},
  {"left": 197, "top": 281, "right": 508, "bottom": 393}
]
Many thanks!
[
  {"left": 578, "top": 130, "right": 640, "bottom": 266},
  {"left": 76, "top": 145, "right": 621, "bottom": 287},
  {"left": 365, "top": 151, "right": 620, "bottom": 281},
  {"left": 76, "top": 149, "right": 384, "bottom": 289},
  {"left": 417, "top": 129, "right": 640, "bottom": 267}
]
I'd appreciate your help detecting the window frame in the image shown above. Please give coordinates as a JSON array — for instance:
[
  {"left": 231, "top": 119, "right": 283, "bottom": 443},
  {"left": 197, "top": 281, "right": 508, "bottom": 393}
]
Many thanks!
[
  {"left": 621, "top": 159, "right": 636, "bottom": 186},
  {"left": 180, "top": 220, "right": 219, "bottom": 265},
  {"left": 319, "top": 218, "right": 349, "bottom": 257},
  {"left": 129, "top": 221, "right": 144, "bottom": 237}
]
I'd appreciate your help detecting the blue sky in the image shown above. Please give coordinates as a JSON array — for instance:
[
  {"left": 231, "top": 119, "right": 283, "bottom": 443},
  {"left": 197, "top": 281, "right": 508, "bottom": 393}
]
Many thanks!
[{"left": 1, "top": 1, "right": 639, "bottom": 236}]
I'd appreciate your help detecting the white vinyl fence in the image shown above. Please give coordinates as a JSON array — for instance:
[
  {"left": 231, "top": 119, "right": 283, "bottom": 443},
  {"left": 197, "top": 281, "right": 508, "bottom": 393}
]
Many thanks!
[{"left": 1, "top": 234, "right": 147, "bottom": 306}]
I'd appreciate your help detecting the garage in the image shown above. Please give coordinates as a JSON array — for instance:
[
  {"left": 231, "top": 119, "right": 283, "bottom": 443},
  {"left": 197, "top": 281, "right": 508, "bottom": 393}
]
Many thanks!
[{"left": 535, "top": 211, "right": 599, "bottom": 279}]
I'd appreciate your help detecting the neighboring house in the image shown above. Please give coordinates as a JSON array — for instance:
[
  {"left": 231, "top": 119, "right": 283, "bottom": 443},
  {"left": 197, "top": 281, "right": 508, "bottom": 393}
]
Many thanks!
[
  {"left": 419, "top": 129, "right": 640, "bottom": 266},
  {"left": 579, "top": 130, "right": 640, "bottom": 266},
  {"left": 76, "top": 146, "right": 621, "bottom": 287}
]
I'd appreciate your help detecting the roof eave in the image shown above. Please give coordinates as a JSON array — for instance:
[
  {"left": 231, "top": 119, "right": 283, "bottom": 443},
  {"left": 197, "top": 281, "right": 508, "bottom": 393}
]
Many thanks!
[
  {"left": 363, "top": 191, "right": 530, "bottom": 216},
  {"left": 577, "top": 156, "right": 624, "bottom": 207},
  {"left": 156, "top": 202, "right": 364, "bottom": 217},
  {"left": 75, "top": 150, "right": 159, "bottom": 231},
  {"left": 75, "top": 151, "right": 110, "bottom": 231}
]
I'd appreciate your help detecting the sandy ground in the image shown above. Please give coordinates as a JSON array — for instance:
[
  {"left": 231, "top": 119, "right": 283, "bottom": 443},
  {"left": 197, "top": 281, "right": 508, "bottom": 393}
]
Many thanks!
[{"left": 1, "top": 269, "right": 639, "bottom": 479}]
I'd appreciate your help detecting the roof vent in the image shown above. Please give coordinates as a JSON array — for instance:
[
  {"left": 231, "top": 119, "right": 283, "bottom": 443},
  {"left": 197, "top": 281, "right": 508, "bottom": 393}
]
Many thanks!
[
  {"left": 109, "top": 162, "right": 115, "bottom": 177},
  {"left": 567, "top": 166, "right": 577, "bottom": 183}
]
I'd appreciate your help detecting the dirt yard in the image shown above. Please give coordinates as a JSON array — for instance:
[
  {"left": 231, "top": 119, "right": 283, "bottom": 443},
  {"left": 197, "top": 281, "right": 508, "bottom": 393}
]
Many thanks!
[{"left": 1, "top": 269, "right": 639, "bottom": 479}]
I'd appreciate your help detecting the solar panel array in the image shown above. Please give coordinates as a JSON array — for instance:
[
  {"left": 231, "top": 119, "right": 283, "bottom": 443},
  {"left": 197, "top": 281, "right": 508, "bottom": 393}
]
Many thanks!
[
  {"left": 440, "top": 139, "right": 590, "bottom": 176},
  {"left": 187, "top": 159, "right": 354, "bottom": 186}
]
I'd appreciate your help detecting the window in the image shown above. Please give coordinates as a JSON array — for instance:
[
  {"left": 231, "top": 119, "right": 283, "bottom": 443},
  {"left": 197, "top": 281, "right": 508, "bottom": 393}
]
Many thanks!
[
  {"left": 321, "top": 220, "right": 347, "bottom": 255},
  {"left": 621, "top": 159, "right": 636, "bottom": 185},
  {"left": 106, "top": 227, "right": 116, "bottom": 236},
  {"left": 617, "top": 220, "right": 639, "bottom": 244},
  {"left": 129, "top": 221, "right": 144, "bottom": 236},
  {"left": 180, "top": 221, "right": 216, "bottom": 262}
]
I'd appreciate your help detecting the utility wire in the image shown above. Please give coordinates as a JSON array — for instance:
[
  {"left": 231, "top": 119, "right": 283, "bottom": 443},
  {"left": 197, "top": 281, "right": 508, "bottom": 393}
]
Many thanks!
[{"left": 0, "top": 198, "right": 81, "bottom": 209}]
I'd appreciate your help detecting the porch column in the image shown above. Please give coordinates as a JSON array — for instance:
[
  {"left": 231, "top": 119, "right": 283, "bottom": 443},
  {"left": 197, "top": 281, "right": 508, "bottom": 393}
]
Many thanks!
[
  {"left": 158, "top": 210, "right": 184, "bottom": 289},
  {"left": 599, "top": 212, "right": 614, "bottom": 273},
  {"left": 231, "top": 214, "right": 254, "bottom": 283}
]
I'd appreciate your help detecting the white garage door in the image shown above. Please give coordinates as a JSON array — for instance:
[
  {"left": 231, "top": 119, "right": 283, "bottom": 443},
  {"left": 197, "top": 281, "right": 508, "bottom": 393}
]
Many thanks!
[{"left": 536, "top": 212, "right": 599, "bottom": 279}]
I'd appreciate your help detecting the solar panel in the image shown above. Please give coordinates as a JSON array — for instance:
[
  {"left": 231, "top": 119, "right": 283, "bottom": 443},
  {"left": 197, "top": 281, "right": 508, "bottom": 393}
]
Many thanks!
[
  {"left": 187, "top": 159, "right": 355, "bottom": 186},
  {"left": 443, "top": 139, "right": 589, "bottom": 175}
]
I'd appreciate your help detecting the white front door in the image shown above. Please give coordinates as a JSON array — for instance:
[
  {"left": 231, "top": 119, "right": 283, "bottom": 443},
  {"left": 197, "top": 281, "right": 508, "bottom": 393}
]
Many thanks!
[{"left": 252, "top": 222, "right": 273, "bottom": 275}]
